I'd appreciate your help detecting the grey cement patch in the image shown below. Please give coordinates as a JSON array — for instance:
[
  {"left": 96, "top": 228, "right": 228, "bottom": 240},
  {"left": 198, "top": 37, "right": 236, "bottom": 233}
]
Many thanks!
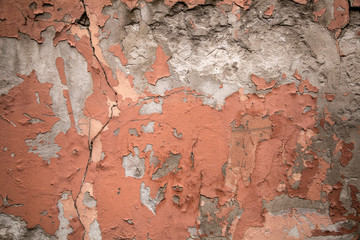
[
  {"left": 152, "top": 152, "right": 181, "bottom": 180},
  {"left": 113, "top": 128, "right": 120, "bottom": 136},
  {"left": 122, "top": 147, "right": 145, "bottom": 178},
  {"left": 0, "top": 27, "right": 92, "bottom": 162},
  {"left": 89, "top": 220, "right": 102, "bottom": 240},
  {"left": 83, "top": 191, "right": 97, "bottom": 208},
  {"left": 140, "top": 182, "right": 166, "bottom": 214},
  {"left": 139, "top": 99, "right": 163, "bottom": 115},
  {"left": 263, "top": 194, "right": 328, "bottom": 214},
  {"left": 173, "top": 129, "right": 183, "bottom": 138},
  {"left": 128, "top": 128, "right": 139, "bottom": 137},
  {"left": 198, "top": 196, "right": 243, "bottom": 239},
  {"left": 143, "top": 144, "right": 159, "bottom": 167},
  {"left": 287, "top": 226, "right": 300, "bottom": 238},
  {"left": 0, "top": 213, "right": 27, "bottom": 240},
  {"left": 55, "top": 193, "right": 73, "bottom": 240},
  {"left": 98, "top": 0, "right": 342, "bottom": 109},
  {"left": 141, "top": 121, "right": 155, "bottom": 133},
  {"left": 0, "top": 213, "right": 56, "bottom": 240},
  {"left": 307, "top": 233, "right": 359, "bottom": 240},
  {"left": 188, "top": 227, "right": 198, "bottom": 239}
]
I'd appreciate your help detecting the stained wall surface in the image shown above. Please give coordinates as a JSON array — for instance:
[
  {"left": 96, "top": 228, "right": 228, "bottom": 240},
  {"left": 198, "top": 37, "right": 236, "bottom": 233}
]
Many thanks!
[{"left": 0, "top": 0, "right": 360, "bottom": 239}]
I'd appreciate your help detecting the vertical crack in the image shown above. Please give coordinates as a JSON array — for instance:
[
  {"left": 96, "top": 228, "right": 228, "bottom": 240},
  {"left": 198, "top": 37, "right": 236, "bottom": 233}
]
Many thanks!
[
  {"left": 190, "top": 135, "right": 199, "bottom": 170},
  {"left": 79, "top": 0, "right": 118, "bottom": 99},
  {"left": 75, "top": 105, "right": 116, "bottom": 240},
  {"left": 70, "top": 192, "right": 86, "bottom": 239},
  {"left": 73, "top": 1, "right": 119, "bottom": 239}
]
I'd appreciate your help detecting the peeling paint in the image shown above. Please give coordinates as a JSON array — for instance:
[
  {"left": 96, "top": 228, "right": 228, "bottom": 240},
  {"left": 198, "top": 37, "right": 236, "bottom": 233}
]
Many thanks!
[{"left": 1, "top": 0, "right": 360, "bottom": 239}]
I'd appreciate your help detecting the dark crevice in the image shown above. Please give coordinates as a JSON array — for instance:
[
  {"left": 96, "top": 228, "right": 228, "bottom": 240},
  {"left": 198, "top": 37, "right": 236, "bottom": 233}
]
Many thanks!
[
  {"left": 42, "top": 3, "right": 54, "bottom": 7},
  {"left": 70, "top": 191, "right": 85, "bottom": 239},
  {"left": 190, "top": 135, "right": 199, "bottom": 170},
  {"left": 79, "top": 0, "right": 117, "bottom": 98},
  {"left": 76, "top": 11, "right": 90, "bottom": 27}
]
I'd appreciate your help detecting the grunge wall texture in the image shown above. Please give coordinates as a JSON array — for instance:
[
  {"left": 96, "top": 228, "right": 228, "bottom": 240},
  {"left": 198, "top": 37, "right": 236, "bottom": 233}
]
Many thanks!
[{"left": 0, "top": 0, "right": 360, "bottom": 239}]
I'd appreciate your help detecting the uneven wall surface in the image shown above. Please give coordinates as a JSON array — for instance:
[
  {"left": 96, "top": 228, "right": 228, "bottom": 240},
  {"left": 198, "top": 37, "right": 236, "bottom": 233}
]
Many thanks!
[{"left": 0, "top": 0, "right": 360, "bottom": 239}]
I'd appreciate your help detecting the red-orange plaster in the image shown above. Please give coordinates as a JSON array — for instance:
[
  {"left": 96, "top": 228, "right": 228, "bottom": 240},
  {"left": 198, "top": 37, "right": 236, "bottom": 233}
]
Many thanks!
[
  {"left": 250, "top": 74, "right": 276, "bottom": 90},
  {"left": 145, "top": 45, "right": 171, "bottom": 86},
  {"left": 109, "top": 44, "right": 128, "bottom": 66}
]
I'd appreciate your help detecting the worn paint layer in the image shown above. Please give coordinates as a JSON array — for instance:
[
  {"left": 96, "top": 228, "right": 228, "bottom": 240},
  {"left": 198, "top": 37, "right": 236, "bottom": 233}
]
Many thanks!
[{"left": 1, "top": 0, "right": 360, "bottom": 239}]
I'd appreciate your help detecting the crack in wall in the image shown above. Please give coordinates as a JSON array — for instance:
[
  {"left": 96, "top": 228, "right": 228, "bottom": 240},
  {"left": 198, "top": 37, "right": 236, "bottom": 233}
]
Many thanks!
[{"left": 1, "top": 0, "right": 360, "bottom": 239}]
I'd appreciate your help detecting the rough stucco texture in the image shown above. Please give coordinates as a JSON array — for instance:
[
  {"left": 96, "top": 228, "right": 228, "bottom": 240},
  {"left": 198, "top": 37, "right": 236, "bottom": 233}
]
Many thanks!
[{"left": 0, "top": 0, "right": 360, "bottom": 239}]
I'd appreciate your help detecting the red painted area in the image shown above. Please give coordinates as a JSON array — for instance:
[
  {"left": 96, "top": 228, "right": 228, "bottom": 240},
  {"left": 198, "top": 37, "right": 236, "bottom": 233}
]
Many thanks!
[
  {"left": 0, "top": 0, "right": 358, "bottom": 239},
  {"left": 334, "top": 141, "right": 355, "bottom": 167},
  {"left": 250, "top": 74, "right": 276, "bottom": 90},
  {"left": 314, "top": 8, "right": 326, "bottom": 22},
  {"left": 145, "top": 45, "right": 171, "bottom": 86},
  {"left": 264, "top": 5, "right": 274, "bottom": 16},
  {"left": 294, "top": 69, "right": 302, "bottom": 80},
  {"left": 0, "top": 71, "right": 88, "bottom": 234},
  {"left": 56, "top": 57, "right": 67, "bottom": 85},
  {"left": 298, "top": 79, "right": 319, "bottom": 94},
  {"left": 109, "top": 44, "right": 128, "bottom": 66},
  {"left": 0, "top": 0, "right": 82, "bottom": 42},
  {"left": 325, "top": 93, "right": 336, "bottom": 102},
  {"left": 328, "top": 0, "right": 349, "bottom": 30}
]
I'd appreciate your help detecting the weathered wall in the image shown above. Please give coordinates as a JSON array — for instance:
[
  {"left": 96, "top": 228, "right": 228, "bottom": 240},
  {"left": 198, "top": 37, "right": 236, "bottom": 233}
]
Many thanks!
[{"left": 0, "top": 0, "right": 359, "bottom": 239}]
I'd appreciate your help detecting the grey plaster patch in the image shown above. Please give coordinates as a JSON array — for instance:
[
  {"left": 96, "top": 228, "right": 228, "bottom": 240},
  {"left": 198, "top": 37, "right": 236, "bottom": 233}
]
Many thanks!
[
  {"left": 99, "top": 1, "right": 341, "bottom": 109},
  {"left": 0, "top": 213, "right": 27, "bottom": 240},
  {"left": 0, "top": 27, "right": 92, "bottom": 162},
  {"left": 113, "top": 127, "right": 120, "bottom": 136},
  {"left": 141, "top": 121, "right": 155, "bottom": 133},
  {"left": 101, "top": 3, "right": 159, "bottom": 91},
  {"left": 339, "top": 17, "right": 360, "bottom": 94},
  {"left": 188, "top": 227, "right": 198, "bottom": 239},
  {"left": 122, "top": 147, "right": 145, "bottom": 178},
  {"left": 139, "top": 99, "right": 163, "bottom": 115},
  {"left": 128, "top": 128, "right": 139, "bottom": 137},
  {"left": 263, "top": 194, "right": 328, "bottom": 214},
  {"left": 145, "top": 76, "right": 182, "bottom": 97},
  {"left": 25, "top": 133, "right": 62, "bottom": 162},
  {"left": 0, "top": 28, "right": 92, "bottom": 124},
  {"left": 301, "top": 22, "right": 340, "bottom": 90},
  {"left": 100, "top": 152, "right": 106, "bottom": 161},
  {"left": 23, "top": 113, "right": 45, "bottom": 124},
  {"left": 152, "top": 152, "right": 181, "bottom": 180},
  {"left": 55, "top": 193, "right": 73, "bottom": 240},
  {"left": 0, "top": 213, "right": 57, "bottom": 240},
  {"left": 140, "top": 182, "right": 166, "bottom": 214},
  {"left": 307, "top": 233, "right": 359, "bottom": 240},
  {"left": 198, "top": 196, "right": 243, "bottom": 239},
  {"left": 89, "top": 219, "right": 102, "bottom": 240},
  {"left": 287, "top": 226, "right": 300, "bottom": 238},
  {"left": 83, "top": 191, "right": 97, "bottom": 208},
  {"left": 143, "top": 144, "right": 159, "bottom": 167},
  {"left": 26, "top": 227, "right": 58, "bottom": 240},
  {"left": 339, "top": 26, "right": 360, "bottom": 57},
  {"left": 173, "top": 129, "right": 183, "bottom": 138},
  {"left": 172, "top": 195, "right": 180, "bottom": 205}
]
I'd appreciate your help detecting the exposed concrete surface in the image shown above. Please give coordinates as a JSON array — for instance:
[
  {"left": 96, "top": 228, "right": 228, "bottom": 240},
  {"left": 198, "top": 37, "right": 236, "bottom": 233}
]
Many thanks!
[
  {"left": 122, "top": 147, "right": 145, "bottom": 178},
  {"left": 0, "top": 0, "right": 360, "bottom": 239},
  {"left": 0, "top": 213, "right": 56, "bottom": 240},
  {"left": 140, "top": 182, "right": 166, "bottom": 214}
]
